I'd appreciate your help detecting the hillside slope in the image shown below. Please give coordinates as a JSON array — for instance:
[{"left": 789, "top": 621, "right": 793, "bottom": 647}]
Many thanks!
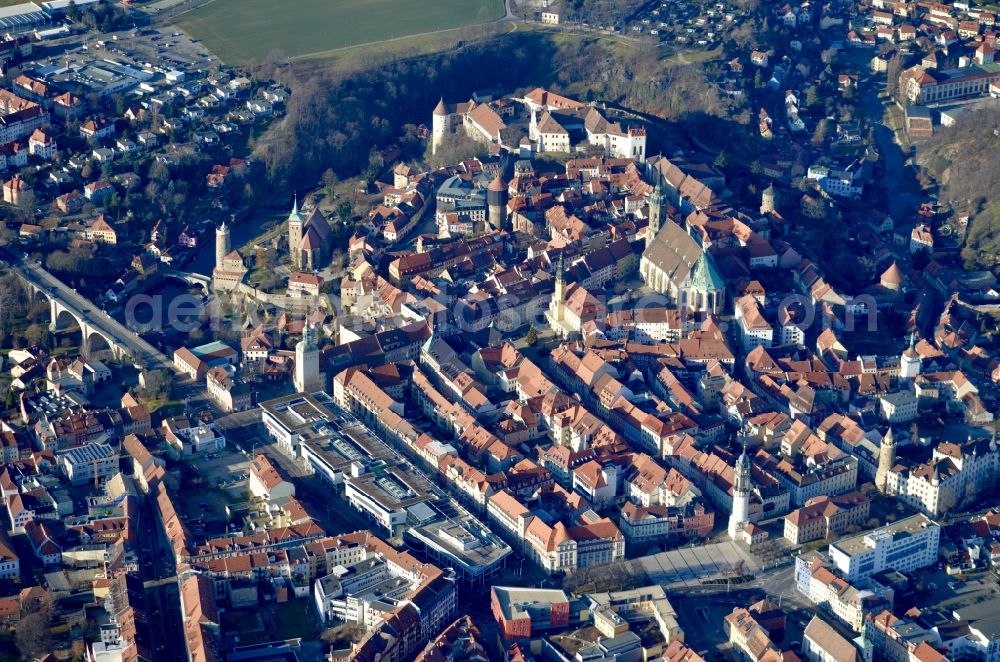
[{"left": 916, "top": 105, "right": 1000, "bottom": 270}]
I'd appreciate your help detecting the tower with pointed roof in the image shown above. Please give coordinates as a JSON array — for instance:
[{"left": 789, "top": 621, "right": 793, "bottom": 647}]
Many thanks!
[
  {"left": 760, "top": 183, "right": 777, "bottom": 215},
  {"left": 487, "top": 174, "right": 508, "bottom": 231},
  {"left": 901, "top": 332, "right": 921, "bottom": 382},
  {"left": 213, "top": 217, "right": 247, "bottom": 291},
  {"left": 648, "top": 161, "right": 666, "bottom": 238},
  {"left": 294, "top": 322, "right": 321, "bottom": 393},
  {"left": 432, "top": 97, "right": 448, "bottom": 155},
  {"left": 287, "top": 195, "right": 304, "bottom": 269},
  {"left": 876, "top": 427, "right": 896, "bottom": 494},
  {"left": 880, "top": 261, "right": 904, "bottom": 292},
  {"left": 550, "top": 252, "right": 566, "bottom": 324},
  {"left": 215, "top": 221, "right": 230, "bottom": 272},
  {"left": 728, "top": 446, "right": 752, "bottom": 540}
]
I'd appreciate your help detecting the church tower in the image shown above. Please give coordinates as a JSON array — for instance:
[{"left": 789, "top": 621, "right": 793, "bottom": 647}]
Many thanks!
[
  {"left": 647, "top": 162, "right": 666, "bottom": 239},
  {"left": 287, "top": 195, "right": 304, "bottom": 270},
  {"left": 215, "top": 221, "right": 230, "bottom": 272},
  {"left": 728, "top": 446, "right": 752, "bottom": 540},
  {"left": 294, "top": 322, "right": 321, "bottom": 394},
  {"left": 876, "top": 427, "right": 896, "bottom": 494},
  {"left": 900, "top": 333, "right": 921, "bottom": 381},
  {"left": 552, "top": 252, "right": 566, "bottom": 323}
]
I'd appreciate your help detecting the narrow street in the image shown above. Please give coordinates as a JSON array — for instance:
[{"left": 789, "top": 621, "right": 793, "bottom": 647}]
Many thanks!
[{"left": 136, "top": 494, "right": 185, "bottom": 661}]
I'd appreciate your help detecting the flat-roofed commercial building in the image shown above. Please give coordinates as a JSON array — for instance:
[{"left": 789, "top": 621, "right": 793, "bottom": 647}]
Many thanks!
[
  {"left": 0, "top": 3, "right": 49, "bottom": 33},
  {"left": 59, "top": 442, "right": 116, "bottom": 484},
  {"left": 407, "top": 517, "right": 511, "bottom": 587},
  {"left": 344, "top": 466, "right": 438, "bottom": 535},
  {"left": 492, "top": 586, "right": 571, "bottom": 641},
  {"left": 829, "top": 514, "right": 940, "bottom": 583},
  {"left": 260, "top": 391, "right": 340, "bottom": 456}
]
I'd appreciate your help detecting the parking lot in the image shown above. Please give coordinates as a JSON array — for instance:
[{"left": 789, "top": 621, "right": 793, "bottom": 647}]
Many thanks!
[
  {"left": 176, "top": 446, "right": 251, "bottom": 535},
  {"left": 216, "top": 415, "right": 270, "bottom": 454},
  {"left": 194, "top": 444, "right": 252, "bottom": 490},
  {"left": 93, "top": 26, "right": 219, "bottom": 74}
]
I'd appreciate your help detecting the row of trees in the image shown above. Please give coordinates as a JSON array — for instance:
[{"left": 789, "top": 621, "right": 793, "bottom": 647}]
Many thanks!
[
  {"left": 0, "top": 272, "right": 52, "bottom": 350},
  {"left": 66, "top": 0, "right": 133, "bottom": 32}
]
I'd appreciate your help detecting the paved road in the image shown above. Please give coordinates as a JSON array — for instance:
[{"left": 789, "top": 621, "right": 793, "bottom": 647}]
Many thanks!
[
  {"left": 135, "top": 491, "right": 186, "bottom": 660},
  {"left": 0, "top": 248, "right": 174, "bottom": 371}
]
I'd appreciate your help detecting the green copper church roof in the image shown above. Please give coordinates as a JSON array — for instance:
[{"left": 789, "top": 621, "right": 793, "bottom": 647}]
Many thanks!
[
  {"left": 288, "top": 195, "right": 303, "bottom": 223},
  {"left": 689, "top": 251, "right": 725, "bottom": 291}
]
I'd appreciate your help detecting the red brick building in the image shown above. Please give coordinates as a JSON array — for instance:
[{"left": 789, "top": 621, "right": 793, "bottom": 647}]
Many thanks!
[{"left": 492, "top": 586, "right": 570, "bottom": 641}]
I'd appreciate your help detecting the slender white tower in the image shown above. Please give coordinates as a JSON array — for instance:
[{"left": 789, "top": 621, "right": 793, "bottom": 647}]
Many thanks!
[
  {"left": 215, "top": 221, "right": 230, "bottom": 271},
  {"left": 728, "top": 446, "right": 752, "bottom": 540},
  {"left": 900, "top": 333, "right": 921, "bottom": 381},
  {"left": 294, "top": 323, "right": 321, "bottom": 394}
]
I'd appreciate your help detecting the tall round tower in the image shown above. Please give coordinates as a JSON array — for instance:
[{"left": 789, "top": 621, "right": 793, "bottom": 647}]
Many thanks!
[
  {"left": 215, "top": 221, "right": 230, "bottom": 271},
  {"left": 761, "top": 183, "right": 777, "bottom": 215},
  {"left": 432, "top": 98, "right": 448, "bottom": 155},
  {"left": 487, "top": 175, "right": 508, "bottom": 231},
  {"left": 876, "top": 427, "right": 897, "bottom": 494}
]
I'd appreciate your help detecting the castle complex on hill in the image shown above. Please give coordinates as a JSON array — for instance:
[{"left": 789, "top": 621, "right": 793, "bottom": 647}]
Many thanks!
[{"left": 432, "top": 87, "right": 647, "bottom": 161}]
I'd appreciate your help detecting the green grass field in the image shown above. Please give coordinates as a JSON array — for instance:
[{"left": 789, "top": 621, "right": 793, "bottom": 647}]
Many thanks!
[{"left": 177, "top": 0, "right": 505, "bottom": 63}]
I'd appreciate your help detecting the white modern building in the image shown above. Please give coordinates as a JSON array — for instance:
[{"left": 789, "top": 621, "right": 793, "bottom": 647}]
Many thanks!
[
  {"left": 313, "top": 556, "right": 416, "bottom": 627},
  {"left": 59, "top": 443, "right": 117, "bottom": 484},
  {"left": 807, "top": 161, "right": 865, "bottom": 199},
  {"left": 343, "top": 466, "right": 438, "bottom": 536},
  {"left": 829, "top": 514, "right": 940, "bottom": 583},
  {"left": 163, "top": 422, "right": 225, "bottom": 455},
  {"left": 260, "top": 391, "right": 339, "bottom": 456}
]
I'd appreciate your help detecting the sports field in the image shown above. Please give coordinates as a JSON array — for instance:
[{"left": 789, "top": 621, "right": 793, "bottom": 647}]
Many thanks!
[{"left": 177, "top": 0, "right": 506, "bottom": 63}]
